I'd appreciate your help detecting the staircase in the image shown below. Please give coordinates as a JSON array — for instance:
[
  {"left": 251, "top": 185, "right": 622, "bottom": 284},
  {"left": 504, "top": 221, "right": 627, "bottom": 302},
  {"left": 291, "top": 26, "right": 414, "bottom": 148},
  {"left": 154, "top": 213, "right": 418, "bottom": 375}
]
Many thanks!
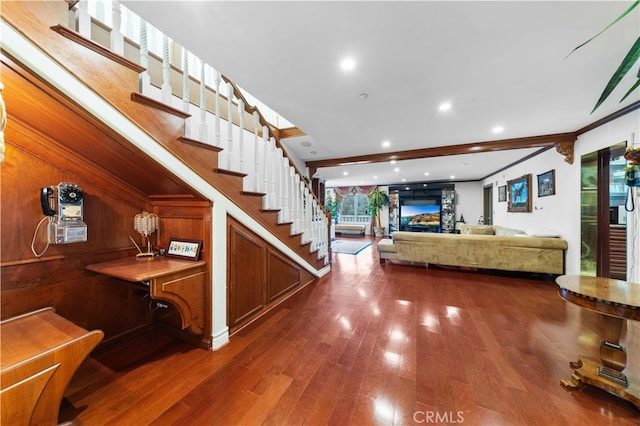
[{"left": 3, "top": 0, "right": 330, "bottom": 274}]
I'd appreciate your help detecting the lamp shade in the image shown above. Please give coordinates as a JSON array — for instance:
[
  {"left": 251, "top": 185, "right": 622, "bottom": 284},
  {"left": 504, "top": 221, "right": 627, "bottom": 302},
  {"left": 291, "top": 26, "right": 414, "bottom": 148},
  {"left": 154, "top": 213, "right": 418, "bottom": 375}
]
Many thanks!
[{"left": 134, "top": 211, "right": 158, "bottom": 237}]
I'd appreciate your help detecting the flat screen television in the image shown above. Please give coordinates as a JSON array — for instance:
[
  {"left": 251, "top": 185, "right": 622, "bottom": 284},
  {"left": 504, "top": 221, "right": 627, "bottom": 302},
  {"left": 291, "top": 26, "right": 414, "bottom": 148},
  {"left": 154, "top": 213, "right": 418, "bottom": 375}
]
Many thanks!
[{"left": 400, "top": 205, "right": 441, "bottom": 228}]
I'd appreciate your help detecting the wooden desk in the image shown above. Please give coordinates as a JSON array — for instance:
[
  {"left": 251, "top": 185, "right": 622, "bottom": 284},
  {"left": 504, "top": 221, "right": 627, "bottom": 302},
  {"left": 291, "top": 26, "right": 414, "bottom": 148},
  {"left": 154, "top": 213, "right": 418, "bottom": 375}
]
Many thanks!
[
  {"left": 1, "top": 307, "right": 103, "bottom": 425},
  {"left": 556, "top": 275, "right": 640, "bottom": 409},
  {"left": 87, "top": 257, "right": 207, "bottom": 335}
]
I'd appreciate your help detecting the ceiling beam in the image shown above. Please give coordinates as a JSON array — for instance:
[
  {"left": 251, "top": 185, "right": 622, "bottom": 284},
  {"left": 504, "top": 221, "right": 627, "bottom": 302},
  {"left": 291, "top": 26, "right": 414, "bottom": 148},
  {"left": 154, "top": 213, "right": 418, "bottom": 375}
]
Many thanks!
[{"left": 306, "top": 132, "right": 577, "bottom": 170}]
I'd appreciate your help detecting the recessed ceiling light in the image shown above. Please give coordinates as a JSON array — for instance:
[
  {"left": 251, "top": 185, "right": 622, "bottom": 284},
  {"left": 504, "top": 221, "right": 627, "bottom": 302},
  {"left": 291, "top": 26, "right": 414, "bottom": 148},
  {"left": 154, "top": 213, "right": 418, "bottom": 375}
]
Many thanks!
[
  {"left": 394, "top": 167, "right": 400, "bottom": 172},
  {"left": 340, "top": 57, "right": 356, "bottom": 71},
  {"left": 405, "top": 187, "right": 410, "bottom": 190},
  {"left": 450, "top": 175, "right": 455, "bottom": 179},
  {"left": 382, "top": 140, "right": 391, "bottom": 148},
  {"left": 492, "top": 125, "right": 504, "bottom": 134},
  {"left": 423, "top": 184, "right": 427, "bottom": 187},
  {"left": 390, "top": 160, "right": 396, "bottom": 165},
  {"left": 439, "top": 102, "right": 452, "bottom": 112},
  {"left": 402, "top": 178, "right": 406, "bottom": 182},
  {"left": 343, "top": 171, "right": 348, "bottom": 176},
  {"left": 424, "top": 172, "right": 430, "bottom": 176},
  {"left": 373, "top": 176, "right": 378, "bottom": 179}
]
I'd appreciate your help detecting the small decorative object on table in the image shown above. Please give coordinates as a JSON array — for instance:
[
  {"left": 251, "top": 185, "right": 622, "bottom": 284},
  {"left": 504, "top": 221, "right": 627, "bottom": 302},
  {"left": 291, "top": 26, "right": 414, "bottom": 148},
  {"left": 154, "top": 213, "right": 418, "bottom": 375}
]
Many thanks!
[
  {"left": 166, "top": 238, "right": 203, "bottom": 261},
  {"left": 133, "top": 211, "right": 158, "bottom": 258}
]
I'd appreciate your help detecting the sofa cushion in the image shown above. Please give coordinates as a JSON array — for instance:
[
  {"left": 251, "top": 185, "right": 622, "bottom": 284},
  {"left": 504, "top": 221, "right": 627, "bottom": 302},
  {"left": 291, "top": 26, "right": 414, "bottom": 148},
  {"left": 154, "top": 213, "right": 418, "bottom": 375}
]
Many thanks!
[
  {"left": 377, "top": 239, "right": 396, "bottom": 253},
  {"left": 523, "top": 228, "right": 561, "bottom": 238},
  {"left": 494, "top": 227, "right": 526, "bottom": 236},
  {"left": 463, "top": 225, "right": 495, "bottom": 235}
]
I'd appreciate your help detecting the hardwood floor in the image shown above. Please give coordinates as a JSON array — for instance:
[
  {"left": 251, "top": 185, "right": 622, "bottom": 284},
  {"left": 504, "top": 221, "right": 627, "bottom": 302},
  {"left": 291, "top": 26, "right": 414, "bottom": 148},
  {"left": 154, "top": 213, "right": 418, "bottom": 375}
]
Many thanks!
[{"left": 61, "top": 238, "right": 640, "bottom": 425}]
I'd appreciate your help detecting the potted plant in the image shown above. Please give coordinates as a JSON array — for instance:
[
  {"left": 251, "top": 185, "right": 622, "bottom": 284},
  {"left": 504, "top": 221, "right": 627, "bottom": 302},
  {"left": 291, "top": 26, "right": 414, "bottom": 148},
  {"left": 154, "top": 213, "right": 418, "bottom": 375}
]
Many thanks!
[
  {"left": 368, "top": 189, "right": 389, "bottom": 237},
  {"left": 324, "top": 193, "right": 339, "bottom": 223}
]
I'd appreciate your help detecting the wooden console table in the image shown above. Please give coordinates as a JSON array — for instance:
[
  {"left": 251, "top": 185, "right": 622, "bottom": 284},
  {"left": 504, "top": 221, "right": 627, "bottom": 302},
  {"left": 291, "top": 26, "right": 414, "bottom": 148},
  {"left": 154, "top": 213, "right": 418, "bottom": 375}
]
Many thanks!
[
  {"left": 556, "top": 275, "right": 640, "bottom": 409},
  {"left": 1, "top": 307, "right": 103, "bottom": 425},
  {"left": 87, "top": 257, "right": 207, "bottom": 335}
]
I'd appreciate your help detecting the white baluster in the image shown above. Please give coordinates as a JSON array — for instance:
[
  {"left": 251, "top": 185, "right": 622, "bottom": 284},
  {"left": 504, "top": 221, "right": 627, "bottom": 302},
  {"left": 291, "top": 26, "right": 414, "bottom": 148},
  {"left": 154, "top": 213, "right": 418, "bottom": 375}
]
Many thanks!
[
  {"left": 303, "top": 188, "right": 312, "bottom": 244},
  {"left": 310, "top": 202, "right": 318, "bottom": 252},
  {"left": 226, "top": 82, "right": 234, "bottom": 170},
  {"left": 284, "top": 165, "right": 293, "bottom": 225},
  {"left": 279, "top": 151, "right": 289, "bottom": 223},
  {"left": 110, "top": 1, "right": 124, "bottom": 55},
  {"left": 138, "top": 20, "right": 150, "bottom": 95},
  {"left": 253, "top": 112, "right": 261, "bottom": 193},
  {"left": 181, "top": 48, "right": 191, "bottom": 137},
  {"left": 182, "top": 49, "right": 190, "bottom": 112},
  {"left": 238, "top": 99, "right": 245, "bottom": 174},
  {"left": 77, "top": 0, "right": 91, "bottom": 38},
  {"left": 291, "top": 170, "right": 301, "bottom": 234},
  {"left": 298, "top": 180, "right": 306, "bottom": 236},
  {"left": 198, "top": 60, "right": 208, "bottom": 142},
  {"left": 264, "top": 137, "right": 276, "bottom": 210},
  {"left": 161, "top": 34, "right": 171, "bottom": 105},
  {"left": 262, "top": 133, "right": 272, "bottom": 205},
  {"left": 213, "top": 71, "right": 221, "bottom": 147}
]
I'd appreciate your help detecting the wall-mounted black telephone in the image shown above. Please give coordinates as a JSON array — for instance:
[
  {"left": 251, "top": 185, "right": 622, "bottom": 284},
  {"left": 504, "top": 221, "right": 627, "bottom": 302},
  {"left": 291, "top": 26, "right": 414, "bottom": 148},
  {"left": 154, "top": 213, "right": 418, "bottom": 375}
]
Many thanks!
[
  {"left": 40, "top": 187, "right": 56, "bottom": 216},
  {"left": 38, "top": 183, "right": 87, "bottom": 244}
]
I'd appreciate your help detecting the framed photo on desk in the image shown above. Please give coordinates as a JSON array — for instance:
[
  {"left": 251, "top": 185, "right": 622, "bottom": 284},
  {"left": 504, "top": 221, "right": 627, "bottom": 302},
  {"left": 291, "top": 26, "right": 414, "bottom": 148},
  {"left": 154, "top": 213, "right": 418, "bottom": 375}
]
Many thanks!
[{"left": 166, "top": 238, "right": 203, "bottom": 261}]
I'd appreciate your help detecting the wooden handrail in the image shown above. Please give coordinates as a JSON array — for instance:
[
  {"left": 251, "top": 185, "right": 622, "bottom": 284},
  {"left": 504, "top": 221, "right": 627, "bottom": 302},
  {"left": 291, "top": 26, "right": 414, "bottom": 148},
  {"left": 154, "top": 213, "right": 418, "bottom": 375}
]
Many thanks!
[{"left": 220, "top": 75, "right": 327, "bottom": 216}]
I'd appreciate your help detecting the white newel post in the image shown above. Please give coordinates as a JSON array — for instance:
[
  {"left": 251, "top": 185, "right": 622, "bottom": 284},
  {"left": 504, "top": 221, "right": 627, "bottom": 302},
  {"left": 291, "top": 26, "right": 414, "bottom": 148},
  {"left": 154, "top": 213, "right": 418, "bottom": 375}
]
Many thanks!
[
  {"left": 213, "top": 71, "right": 221, "bottom": 148},
  {"left": 226, "top": 82, "right": 234, "bottom": 170},
  {"left": 161, "top": 35, "right": 172, "bottom": 105},
  {"left": 110, "top": 1, "right": 124, "bottom": 55},
  {"left": 138, "top": 21, "right": 150, "bottom": 95}
]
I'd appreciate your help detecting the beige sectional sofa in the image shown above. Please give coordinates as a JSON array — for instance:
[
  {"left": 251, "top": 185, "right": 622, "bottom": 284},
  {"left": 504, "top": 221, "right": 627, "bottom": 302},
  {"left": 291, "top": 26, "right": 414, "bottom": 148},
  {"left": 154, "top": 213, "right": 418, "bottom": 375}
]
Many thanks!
[{"left": 377, "top": 225, "right": 568, "bottom": 275}]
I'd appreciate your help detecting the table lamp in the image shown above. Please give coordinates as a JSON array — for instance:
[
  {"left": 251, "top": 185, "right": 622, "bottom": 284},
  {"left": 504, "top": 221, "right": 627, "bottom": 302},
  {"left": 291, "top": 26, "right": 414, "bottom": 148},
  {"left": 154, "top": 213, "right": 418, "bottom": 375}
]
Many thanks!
[{"left": 133, "top": 211, "right": 158, "bottom": 257}]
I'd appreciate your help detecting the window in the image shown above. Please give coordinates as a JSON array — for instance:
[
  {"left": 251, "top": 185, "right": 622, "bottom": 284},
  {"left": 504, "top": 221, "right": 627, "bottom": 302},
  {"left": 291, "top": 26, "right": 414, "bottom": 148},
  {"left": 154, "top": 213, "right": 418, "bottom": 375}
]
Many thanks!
[{"left": 338, "top": 194, "right": 369, "bottom": 219}]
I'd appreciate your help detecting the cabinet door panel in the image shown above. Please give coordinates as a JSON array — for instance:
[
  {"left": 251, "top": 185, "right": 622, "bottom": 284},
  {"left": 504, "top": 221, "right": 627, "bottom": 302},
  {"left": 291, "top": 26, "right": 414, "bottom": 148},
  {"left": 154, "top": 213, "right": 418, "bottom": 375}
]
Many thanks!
[
  {"left": 267, "top": 250, "right": 300, "bottom": 302},
  {"left": 228, "top": 225, "right": 265, "bottom": 326}
]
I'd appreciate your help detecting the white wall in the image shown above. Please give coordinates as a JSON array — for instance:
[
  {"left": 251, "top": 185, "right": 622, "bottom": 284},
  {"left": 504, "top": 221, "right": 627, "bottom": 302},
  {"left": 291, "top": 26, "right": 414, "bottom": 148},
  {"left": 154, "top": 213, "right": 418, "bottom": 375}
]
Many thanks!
[
  {"left": 483, "top": 110, "right": 640, "bottom": 279},
  {"left": 454, "top": 182, "right": 484, "bottom": 225}
]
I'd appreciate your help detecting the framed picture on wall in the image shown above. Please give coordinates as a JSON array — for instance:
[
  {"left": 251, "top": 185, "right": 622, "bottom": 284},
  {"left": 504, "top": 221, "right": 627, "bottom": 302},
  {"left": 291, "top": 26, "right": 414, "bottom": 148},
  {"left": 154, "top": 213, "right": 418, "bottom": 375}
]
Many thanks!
[
  {"left": 498, "top": 185, "right": 507, "bottom": 202},
  {"left": 507, "top": 174, "right": 532, "bottom": 212},
  {"left": 537, "top": 169, "right": 556, "bottom": 197}
]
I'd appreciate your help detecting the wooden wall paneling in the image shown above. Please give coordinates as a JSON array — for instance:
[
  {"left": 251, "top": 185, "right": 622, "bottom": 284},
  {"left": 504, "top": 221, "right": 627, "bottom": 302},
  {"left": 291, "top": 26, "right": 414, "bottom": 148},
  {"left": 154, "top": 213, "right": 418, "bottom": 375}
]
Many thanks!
[
  {"left": 1, "top": 127, "right": 151, "bottom": 263},
  {"left": 227, "top": 220, "right": 266, "bottom": 328},
  {"left": 1, "top": 57, "right": 202, "bottom": 201},
  {"left": 227, "top": 216, "right": 317, "bottom": 331},
  {"left": 266, "top": 249, "right": 301, "bottom": 303},
  {"left": 152, "top": 202, "right": 212, "bottom": 344}
]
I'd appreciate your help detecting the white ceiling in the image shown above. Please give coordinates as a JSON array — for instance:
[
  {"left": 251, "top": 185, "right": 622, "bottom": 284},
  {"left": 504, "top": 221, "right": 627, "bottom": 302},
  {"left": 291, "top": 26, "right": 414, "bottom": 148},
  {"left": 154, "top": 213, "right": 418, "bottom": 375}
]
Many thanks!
[{"left": 122, "top": 1, "right": 639, "bottom": 187}]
